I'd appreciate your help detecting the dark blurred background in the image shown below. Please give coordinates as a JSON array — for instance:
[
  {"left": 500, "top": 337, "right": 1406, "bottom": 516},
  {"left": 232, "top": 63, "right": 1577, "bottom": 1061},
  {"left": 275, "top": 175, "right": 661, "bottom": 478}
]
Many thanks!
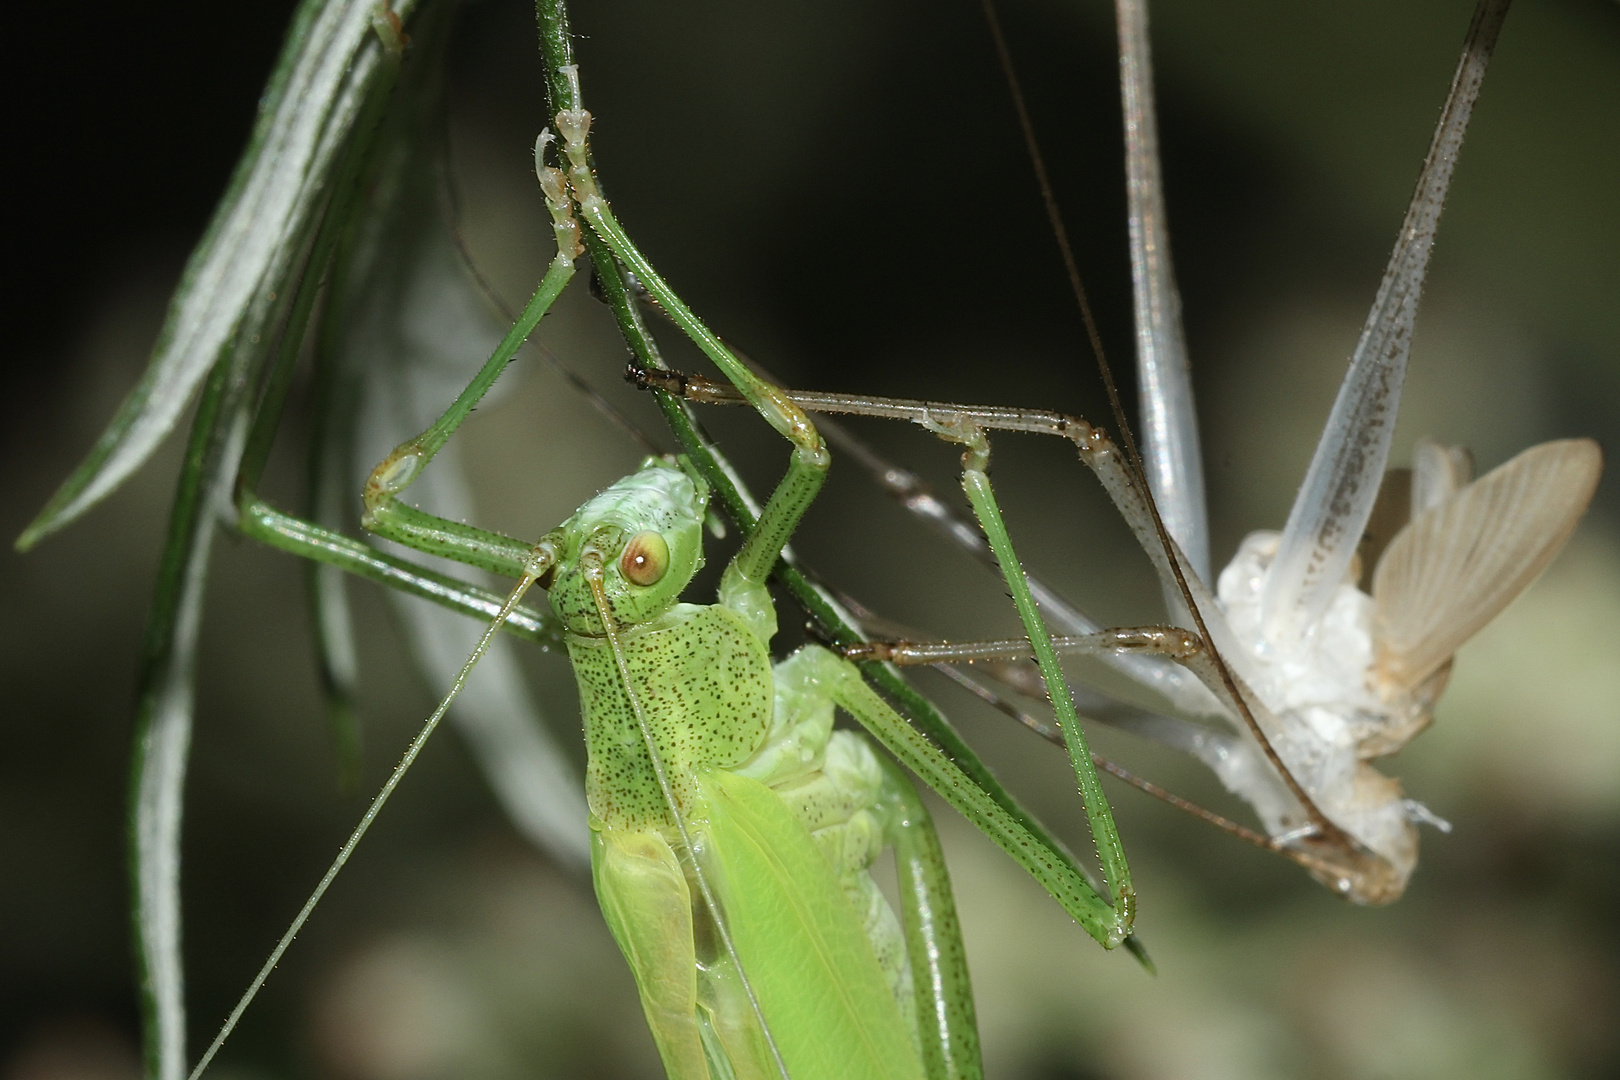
[{"left": 3, "top": 0, "right": 1618, "bottom": 1077}]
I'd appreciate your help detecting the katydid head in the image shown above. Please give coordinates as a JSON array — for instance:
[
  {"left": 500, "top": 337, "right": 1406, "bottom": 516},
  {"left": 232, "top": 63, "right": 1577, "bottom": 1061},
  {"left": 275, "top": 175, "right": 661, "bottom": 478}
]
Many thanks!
[{"left": 545, "top": 456, "right": 710, "bottom": 634}]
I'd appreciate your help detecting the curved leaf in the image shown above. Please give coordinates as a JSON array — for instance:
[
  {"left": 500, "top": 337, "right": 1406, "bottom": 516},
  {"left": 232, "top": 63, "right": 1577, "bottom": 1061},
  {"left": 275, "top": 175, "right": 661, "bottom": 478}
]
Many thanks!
[{"left": 18, "top": 0, "right": 418, "bottom": 551}]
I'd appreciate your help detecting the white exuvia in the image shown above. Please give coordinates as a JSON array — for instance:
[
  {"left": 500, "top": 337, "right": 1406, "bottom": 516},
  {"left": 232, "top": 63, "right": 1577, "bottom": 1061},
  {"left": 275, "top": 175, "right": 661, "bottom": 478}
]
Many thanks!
[
  {"left": 1099, "top": 0, "right": 1601, "bottom": 902},
  {"left": 1211, "top": 438, "right": 1600, "bottom": 897}
]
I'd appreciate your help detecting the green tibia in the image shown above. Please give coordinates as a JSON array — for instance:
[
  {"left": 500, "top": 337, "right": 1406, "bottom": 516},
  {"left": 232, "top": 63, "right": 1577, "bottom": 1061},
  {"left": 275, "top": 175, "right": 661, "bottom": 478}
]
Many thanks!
[
  {"left": 787, "top": 644, "right": 1128, "bottom": 949},
  {"left": 359, "top": 178, "right": 580, "bottom": 570},
  {"left": 879, "top": 755, "right": 980, "bottom": 1080}
]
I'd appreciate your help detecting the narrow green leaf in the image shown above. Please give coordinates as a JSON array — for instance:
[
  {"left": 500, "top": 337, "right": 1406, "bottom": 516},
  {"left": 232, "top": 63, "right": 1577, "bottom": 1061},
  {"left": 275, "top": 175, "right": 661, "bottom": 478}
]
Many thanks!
[
  {"left": 131, "top": 338, "right": 261, "bottom": 1080},
  {"left": 17, "top": 0, "right": 421, "bottom": 551}
]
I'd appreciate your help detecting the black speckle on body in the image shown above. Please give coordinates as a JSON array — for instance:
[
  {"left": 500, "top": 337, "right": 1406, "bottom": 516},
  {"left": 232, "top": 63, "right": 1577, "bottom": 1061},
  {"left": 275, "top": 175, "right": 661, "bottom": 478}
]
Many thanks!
[{"left": 570, "top": 604, "right": 773, "bottom": 830}]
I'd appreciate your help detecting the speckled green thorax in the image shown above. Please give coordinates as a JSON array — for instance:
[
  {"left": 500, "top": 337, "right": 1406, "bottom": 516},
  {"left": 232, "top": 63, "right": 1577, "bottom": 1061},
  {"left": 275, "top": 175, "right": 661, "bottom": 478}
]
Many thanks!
[{"left": 568, "top": 602, "right": 773, "bottom": 831}]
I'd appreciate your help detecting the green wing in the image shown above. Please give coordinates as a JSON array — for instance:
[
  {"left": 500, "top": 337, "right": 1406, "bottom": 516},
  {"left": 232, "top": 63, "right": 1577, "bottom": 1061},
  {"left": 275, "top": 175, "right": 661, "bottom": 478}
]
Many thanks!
[{"left": 696, "top": 769, "right": 926, "bottom": 1080}]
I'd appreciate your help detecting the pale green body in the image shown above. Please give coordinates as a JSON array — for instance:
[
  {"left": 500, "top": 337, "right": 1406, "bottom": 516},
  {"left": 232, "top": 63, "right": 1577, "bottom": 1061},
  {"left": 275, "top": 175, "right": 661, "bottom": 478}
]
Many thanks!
[{"left": 551, "top": 462, "right": 942, "bottom": 1080}]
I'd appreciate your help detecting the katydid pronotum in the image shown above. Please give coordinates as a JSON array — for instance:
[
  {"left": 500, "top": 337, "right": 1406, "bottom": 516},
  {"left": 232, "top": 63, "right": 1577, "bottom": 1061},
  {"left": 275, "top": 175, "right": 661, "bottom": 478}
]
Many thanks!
[{"left": 12, "top": 0, "right": 1607, "bottom": 1075}]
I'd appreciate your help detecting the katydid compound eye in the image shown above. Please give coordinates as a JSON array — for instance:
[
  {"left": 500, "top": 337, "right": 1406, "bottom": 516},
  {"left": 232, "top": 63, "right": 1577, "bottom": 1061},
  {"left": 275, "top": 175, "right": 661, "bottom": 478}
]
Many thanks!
[{"left": 619, "top": 531, "right": 669, "bottom": 586}]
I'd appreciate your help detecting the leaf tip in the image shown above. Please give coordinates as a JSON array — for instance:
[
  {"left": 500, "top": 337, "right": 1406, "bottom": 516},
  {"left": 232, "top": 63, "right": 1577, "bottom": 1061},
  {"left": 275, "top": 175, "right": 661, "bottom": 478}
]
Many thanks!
[{"left": 15, "top": 497, "right": 70, "bottom": 553}]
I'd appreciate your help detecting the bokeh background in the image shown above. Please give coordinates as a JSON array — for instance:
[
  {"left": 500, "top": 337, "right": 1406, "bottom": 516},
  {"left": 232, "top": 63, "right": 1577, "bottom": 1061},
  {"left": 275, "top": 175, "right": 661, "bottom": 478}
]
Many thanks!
[{"left": 3, "top": 0, "right": 1617, "bottom": 1077}]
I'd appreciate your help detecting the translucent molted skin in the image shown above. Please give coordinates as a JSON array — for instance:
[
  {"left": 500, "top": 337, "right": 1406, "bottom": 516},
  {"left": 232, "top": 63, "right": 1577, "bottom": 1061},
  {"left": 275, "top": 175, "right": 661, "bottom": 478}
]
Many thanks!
[{"left": 1218, "top": 531, "right": 1421, "bottom": 897}]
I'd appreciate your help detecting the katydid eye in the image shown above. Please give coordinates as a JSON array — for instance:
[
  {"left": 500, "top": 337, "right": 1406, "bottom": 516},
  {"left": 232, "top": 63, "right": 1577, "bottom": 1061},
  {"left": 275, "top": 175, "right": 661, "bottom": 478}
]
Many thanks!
[{"left": 620, "top": 531, "right": 669, "bottom": 586}]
